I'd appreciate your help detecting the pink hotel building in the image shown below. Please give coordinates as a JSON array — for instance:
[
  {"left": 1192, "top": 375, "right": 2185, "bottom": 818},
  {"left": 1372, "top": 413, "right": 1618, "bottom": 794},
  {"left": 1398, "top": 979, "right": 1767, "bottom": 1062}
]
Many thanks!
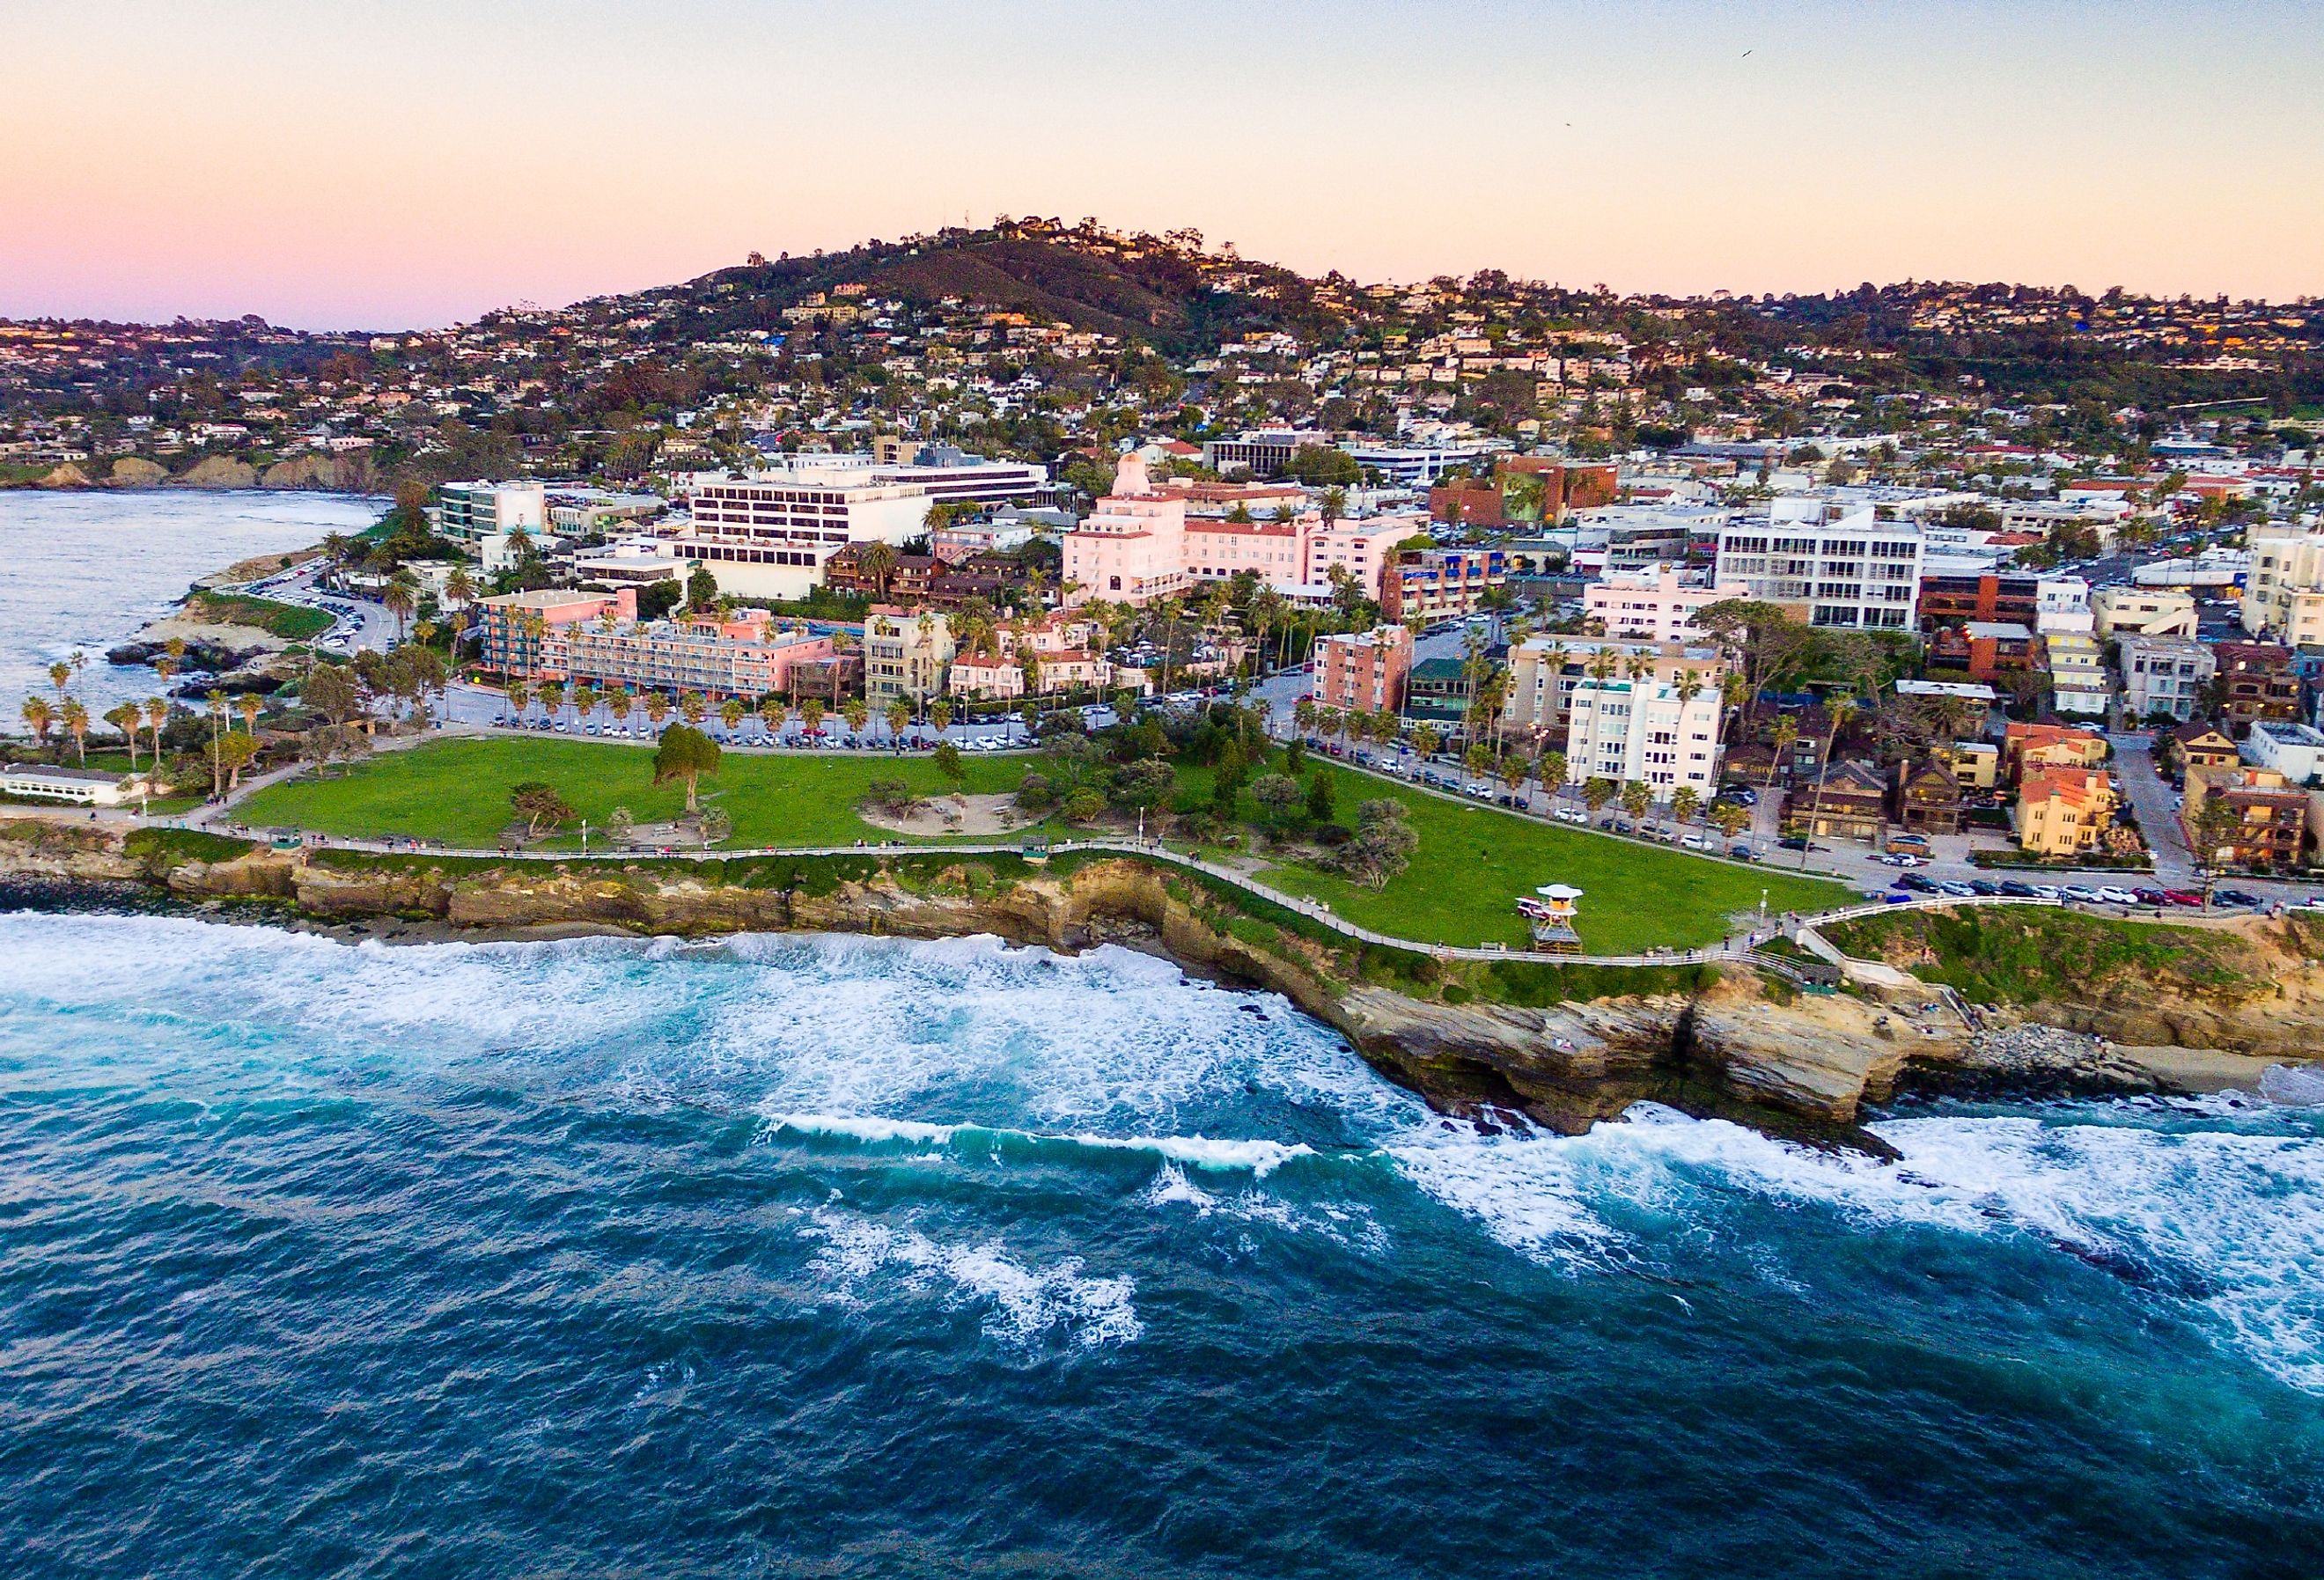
[{"left": 1064, "top": 453, "right": 1417, "bottom": 607}]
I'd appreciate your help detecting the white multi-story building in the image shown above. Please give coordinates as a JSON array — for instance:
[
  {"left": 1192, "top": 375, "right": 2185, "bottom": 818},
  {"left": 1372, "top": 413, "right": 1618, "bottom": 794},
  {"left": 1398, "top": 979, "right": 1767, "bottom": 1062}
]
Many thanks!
[
  {"left": 678, "top": 474, "right": 934, "bottom": 600},
  {"left": 1584, "top": 566, "right": 1748, "bottom": 643},
  {"left": 432, "top": 481, "right": 546, "bottom": 543},
  {"left": 1502, "top": 636, "right": 1728, "bottom": 801},
  {"left": 2118, "top": 634, "right": 2215, "bottom": 723},
  {"left": 2092, "top": 587, "right": 2198, "bottom": 638},
  {"left": 2242, "top": 720, "right": 2324, "bottom": 786},
  {"left": 1714, "top": 500, "right": 1924, "bottom": 630},
  {"left": 2034, "top": 577, "right": 2094, "bottom": 636},
  {"left": 2242, "top": 528, "right": 2324, "bottom": 646}
]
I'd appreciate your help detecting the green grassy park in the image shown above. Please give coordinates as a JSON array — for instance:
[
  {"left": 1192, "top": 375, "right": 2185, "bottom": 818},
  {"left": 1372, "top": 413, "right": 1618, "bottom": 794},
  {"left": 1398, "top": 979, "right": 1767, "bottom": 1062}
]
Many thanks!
[
  {"left": 233, "top": 738, "right": 1855, "bottom": 953},
  {"left": 1248, "top": 761, "right": 1850, "bottom": 954},
  {"left": 185, "top": 591, "right": 335, "bottom": 641},
  {"left": 235, "top": 737, "right": 1029, "bottom": 850}
]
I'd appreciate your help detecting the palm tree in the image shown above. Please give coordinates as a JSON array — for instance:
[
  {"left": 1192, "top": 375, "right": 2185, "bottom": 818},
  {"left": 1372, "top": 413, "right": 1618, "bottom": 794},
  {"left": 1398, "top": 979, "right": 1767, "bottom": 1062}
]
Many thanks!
[
  {"left": 571, "top": 685, "right": 599, "bottom": 724},
  {"left": 539, "top": 680, "right": 565, "bottom": 722},
  {"left": 930, "top": 700, "right": 952, "bottom": 736},
  {"left": 235, "top": 694, "right": 261, "bottom": 741},
  {"left": 1765, "top": 716, "right": 1798, "bottom": 791},
  {"left": 506, "top": 680, "right": 532, "bottom": 723},
  {"left": 800, "top": 698, "right": 825, "bottom": 737},
  {"left": 843, "top": 699, "right": 869, "bottom": 736},
  {"left": 18, "top": 695, "right": 50, "bottom": 747},
  {"left": 644, "top": 692, "right": 671, "bottom": 731},
  {"left": 758, "top": 697, "right": 787, "bottom": 739},
  {"left": 608, "top": 690, "right": 634, "bottom": 731},
  {"left": 444, "top": 565, "right": 476, "bottom": 615},
  {"left": 384, "top": 570, "right": 419, "bottom": 642},
  {"left": 678, "top": 691, "right": 708, "bottom": 727},
  {"left": 48, "top": 660, "right": 73, "bottom": 702},
  {"left": 143, "top": 698, "right": 168, "bottom": 768},
  {"left": 1537, "top": 747, "right": 1569, "bottom": 798},
  {"left": 1796, "top": 697, "right": 1861, "bottom": 869},
  {"left": 60, "top": 699, "right": 88, "bottom": 763},
  {"left": 720, "top": 698, "right": 746, "bottom": 732},
  {"left": 857, "top": 539, "right": 901, "bottom": 600},
  {"left": 105, "top": 702, "right": 142, "bottom": 772}
]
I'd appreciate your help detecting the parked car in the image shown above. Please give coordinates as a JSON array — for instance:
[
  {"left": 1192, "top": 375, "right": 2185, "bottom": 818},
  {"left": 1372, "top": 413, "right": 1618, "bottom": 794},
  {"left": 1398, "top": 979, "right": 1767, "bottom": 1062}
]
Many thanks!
[
  {"left": 2063, "top": 886, "right": 2104, "bottom": 903},
  {"left": 2161, "top": 889, "right": 2205, "bottom": 907},
  {"left": 2215, "top": 889, "right": 2263, "bottom": 908},
  {"left": 1899, "top": 874, "right": 1938, "bottom": 893},
  {"left": 1729, "top": 844, "right": 1758, "bottom": 862},
  {"left": 1967, "top": 880, "right": 1999, "bottom": 897},
  {"left": 1997, "top": 880, "right": 2038, "bottom": 898},
  {"left": 1936, "top": 880, "right": 1978, "bottom": 899},
  {"left": 1776, "top": 835, "right": 1823, "bottom": 852},
  {"left": 2096, "top": 886, "right": 2142, "bottom": 906}
]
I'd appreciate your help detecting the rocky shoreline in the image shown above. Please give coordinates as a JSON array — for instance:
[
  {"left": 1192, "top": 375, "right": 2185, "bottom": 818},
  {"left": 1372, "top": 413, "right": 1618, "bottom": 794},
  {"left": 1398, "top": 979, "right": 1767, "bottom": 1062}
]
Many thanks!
[{"left": 7, "top": 827, "right": 2308, "bottom": 1150}]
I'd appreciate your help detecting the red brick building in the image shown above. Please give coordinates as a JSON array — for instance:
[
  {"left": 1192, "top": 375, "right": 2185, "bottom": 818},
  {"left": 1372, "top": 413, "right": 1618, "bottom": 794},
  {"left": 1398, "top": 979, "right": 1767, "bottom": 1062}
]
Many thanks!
[{"left": 1428, "top": 460, "right": 1617, "bottom": 527}]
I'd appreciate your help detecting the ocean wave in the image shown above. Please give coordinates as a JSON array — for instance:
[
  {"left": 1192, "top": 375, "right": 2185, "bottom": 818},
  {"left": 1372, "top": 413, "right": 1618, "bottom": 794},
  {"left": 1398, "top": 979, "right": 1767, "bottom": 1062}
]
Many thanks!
[
  {"left": 799, "top": 1207, "right": 1142, "bottom": 1349},
  {"left": 757, "top": 1111, "right": 1320, "bottom": 1176}
]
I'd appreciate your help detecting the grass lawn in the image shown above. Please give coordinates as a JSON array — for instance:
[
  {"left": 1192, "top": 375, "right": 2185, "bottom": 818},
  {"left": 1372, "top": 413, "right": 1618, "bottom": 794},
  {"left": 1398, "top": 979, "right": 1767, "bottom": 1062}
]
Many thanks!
[
  {"left": 233, "top": 737, "right": 1857, "bottom": 952},
  {"left": 186, "top": 592, "right": 334, "bottom": 642},
  {"left": 235, "top": 737, "right": 1038, "bottom": 849},
  {"left": 1238, "top": 761, "right": 1855, "bottom": 954}
]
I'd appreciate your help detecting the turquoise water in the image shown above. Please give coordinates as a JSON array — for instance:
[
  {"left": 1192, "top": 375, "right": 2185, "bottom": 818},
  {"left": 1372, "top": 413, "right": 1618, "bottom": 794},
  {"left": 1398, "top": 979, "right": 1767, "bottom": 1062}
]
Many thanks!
[{"left": 3, "top": 911, "right": 2320, "bottom": 1577}]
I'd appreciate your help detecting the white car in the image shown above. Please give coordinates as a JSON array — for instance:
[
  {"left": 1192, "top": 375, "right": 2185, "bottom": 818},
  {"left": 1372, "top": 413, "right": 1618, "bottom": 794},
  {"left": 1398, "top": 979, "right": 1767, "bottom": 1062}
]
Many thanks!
[{"left": 2096, "top": 886, "right": 2141, "bottom": 906}]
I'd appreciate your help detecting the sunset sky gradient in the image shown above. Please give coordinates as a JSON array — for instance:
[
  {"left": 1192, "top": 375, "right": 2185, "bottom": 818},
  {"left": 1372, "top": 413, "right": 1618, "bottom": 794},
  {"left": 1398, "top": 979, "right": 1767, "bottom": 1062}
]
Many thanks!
[{"left": 4, "top": 0, "right": 2318, "bottom": 328}]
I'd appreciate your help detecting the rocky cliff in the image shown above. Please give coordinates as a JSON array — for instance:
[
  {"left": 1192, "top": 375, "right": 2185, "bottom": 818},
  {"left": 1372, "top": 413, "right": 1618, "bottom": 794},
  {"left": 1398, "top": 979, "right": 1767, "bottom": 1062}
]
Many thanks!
[{"left": 5, "top": 825, "right": 2310, "bottom": 1143}]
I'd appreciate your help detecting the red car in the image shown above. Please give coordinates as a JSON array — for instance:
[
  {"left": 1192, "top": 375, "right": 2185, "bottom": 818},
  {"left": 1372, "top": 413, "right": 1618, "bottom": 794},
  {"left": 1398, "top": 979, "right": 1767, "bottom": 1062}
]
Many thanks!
[{"left": 2161, "top": 890, "right": 2203, "bottom": 907}]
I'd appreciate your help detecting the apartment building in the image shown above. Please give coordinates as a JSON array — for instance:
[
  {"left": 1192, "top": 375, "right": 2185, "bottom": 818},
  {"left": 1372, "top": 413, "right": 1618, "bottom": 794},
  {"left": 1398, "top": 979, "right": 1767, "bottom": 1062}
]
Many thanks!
[
  {"left": 476, "top": 587, "right": 638, "bottom": 676},
  {"left": 2241, "top": 529, "right": 2324, "bottom": 645},
  {"left": 1582, "top": 566, "right": 1747, "bottom": 643},
  {"left": 1381, "top": 546, "right": 1509, "bottom": 623},
  {"left": 434, "top": 480, "right": 547, "bottom": 544},
  {"left": 1714, "top": 500, "right": 1923, "bottom": 630},
  {"left": 1313, "top": 625, "right": 1413, "bottom": 714},
  {"left": 555, "top": 611, "right": 834, "bottom": 701},
  {"left": 680, "top": 473, "right": 934, "bottom": 601},
  {"left": 2213, "top": 642, "right": 2302, "bottom": 729},
  {"left": 1303, "top": 516, "right": 1421, "bottom": 600},
  {"left": 2184, "top": 763, "right": 2309, "bottom": 868},
  {"left": 864, "top": 606, "right": 955, "bottom": 707},
  {"left": 2242, "top": 720, "right": 2324, "bottom": 786},
  {"left": 2118, "top": 634, "right": 2216, "bottom": 723},
  {"left": 2041, "top": 631, "right": 2110, "bottom": 718},
  {"left": 1503, "top": 636, "right": 1727, "bottom": 800},
  {"left": 2092, "top": 586, "right": 2198, "bottom": 639}
]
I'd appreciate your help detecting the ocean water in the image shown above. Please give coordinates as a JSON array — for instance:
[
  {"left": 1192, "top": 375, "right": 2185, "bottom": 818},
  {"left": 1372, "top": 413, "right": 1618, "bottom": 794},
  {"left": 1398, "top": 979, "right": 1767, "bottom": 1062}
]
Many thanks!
[
  {"left": 2, "top": 912, "right": 2320, "bottom": 1578},
  {"left": 0, "top": 490, "right": 379, "bottom": 716}
]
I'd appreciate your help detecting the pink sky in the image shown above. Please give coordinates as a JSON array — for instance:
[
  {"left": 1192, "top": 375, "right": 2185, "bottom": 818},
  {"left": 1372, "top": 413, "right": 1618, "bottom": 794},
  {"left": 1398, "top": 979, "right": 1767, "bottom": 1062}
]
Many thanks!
[{"left": 4, "top": 1, "right": 2317, "bottom": 327}]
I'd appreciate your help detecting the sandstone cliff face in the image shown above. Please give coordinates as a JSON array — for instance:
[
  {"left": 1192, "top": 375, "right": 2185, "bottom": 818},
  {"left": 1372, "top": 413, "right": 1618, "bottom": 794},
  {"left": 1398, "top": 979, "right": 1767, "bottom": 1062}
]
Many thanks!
[
  {"left": 0, "top": 830, "right": 2299, "bottom": 1138},
  {"left": 176, "top": 456, "right": 260, "bottom": 489}
]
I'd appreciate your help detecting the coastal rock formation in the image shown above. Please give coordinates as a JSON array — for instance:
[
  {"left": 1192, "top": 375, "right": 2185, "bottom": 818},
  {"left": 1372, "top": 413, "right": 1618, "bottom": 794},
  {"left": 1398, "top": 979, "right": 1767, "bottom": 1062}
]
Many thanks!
[
  {"left": 6, "top": 827, "right": 2313, "bottom": 1143},
  {"left": 111, "top": 457, "right": 166, "bottom": 486},
  {"left": 261, "top": 452, "right": 379, "bottom": 491},
  {"left": 39, "top": 462, "right": 93, "bottom": 488},
  {"left": 176, "top": 457, "right": 260, "bottom": 489}
]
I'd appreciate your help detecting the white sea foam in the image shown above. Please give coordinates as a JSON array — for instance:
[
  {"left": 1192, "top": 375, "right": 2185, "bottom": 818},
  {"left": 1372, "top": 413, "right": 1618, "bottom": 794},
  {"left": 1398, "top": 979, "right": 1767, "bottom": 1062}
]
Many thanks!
[
  {"left": 800, "top": 1209, "right": 1142, "bottom": 1349},
  {"left": 758, "top": 1111, "right": 1318, "bottom": 1176}
]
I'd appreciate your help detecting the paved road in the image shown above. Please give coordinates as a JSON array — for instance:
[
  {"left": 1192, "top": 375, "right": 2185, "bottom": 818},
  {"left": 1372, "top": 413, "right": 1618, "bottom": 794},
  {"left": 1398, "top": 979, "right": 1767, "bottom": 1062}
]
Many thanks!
[{"left": 2107, "top": 731, "right": 2196, "bottom": 884}]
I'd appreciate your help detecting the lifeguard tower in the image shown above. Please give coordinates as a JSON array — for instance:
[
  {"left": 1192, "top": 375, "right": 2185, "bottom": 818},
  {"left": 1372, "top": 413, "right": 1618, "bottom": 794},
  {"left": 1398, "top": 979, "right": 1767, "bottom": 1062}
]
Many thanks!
[{"left": 1528, "top": 884, "right": 1585, "bottom": 954}]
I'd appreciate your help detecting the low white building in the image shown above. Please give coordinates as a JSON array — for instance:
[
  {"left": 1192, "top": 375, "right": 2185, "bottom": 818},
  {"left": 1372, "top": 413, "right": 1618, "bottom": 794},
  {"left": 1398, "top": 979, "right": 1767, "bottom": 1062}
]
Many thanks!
[
  {"left": 0, "top": 764, "right": 145, "bottom": 806},
  {"left": 2243, "top": 720, "right": 2324, "bottom": 786},
  {"left": 2092, "top": 587, "right": 2197, "bottom": 638}
]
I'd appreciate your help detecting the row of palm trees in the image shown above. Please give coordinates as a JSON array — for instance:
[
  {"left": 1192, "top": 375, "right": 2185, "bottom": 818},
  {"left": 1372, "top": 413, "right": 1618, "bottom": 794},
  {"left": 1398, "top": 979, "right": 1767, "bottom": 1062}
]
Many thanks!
[{"left": 499, "top": 680, "right": 993, "bottom": 746}]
